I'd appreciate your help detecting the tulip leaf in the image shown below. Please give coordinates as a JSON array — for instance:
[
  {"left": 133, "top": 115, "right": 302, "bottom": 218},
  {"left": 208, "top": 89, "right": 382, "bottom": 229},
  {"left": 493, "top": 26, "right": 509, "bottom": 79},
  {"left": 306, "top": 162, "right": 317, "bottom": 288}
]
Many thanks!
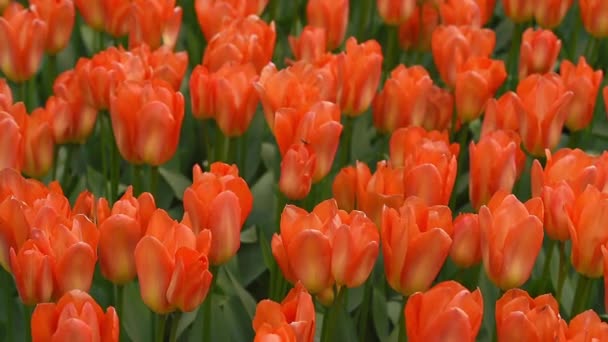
[
  {"left": 247, "top": 171, "right": 277, "bottom": 239},
  {"left": 176, "top": 308, "right": 200, "bottom": 340},
  {"left": 223, "top": 267, "right": 257, "bottom": 320},
  {"left": 238, "top": 243, "right": 267, "bottom": 287},
  {"left": 122, "top": 281, "right": 153, "bottom": 342},
  {"left": 240, "top": 225, "right": 258, "bottom": 244},
  {"left": 260, "top": 142, "right": 280, "bottom": 180},
  {"left": 158, "top": 166, "right": 192, "bottom": 201},
  {"left": 372, "top": 286, "right": 389, "bottom": 342}
]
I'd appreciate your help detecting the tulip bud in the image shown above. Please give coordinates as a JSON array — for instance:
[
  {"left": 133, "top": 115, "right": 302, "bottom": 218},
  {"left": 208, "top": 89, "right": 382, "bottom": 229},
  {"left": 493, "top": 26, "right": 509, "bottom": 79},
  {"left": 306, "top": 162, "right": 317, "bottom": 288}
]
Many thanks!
[
  {"left": 279, "top": 144, "right": 315, "bottom": 200},
  {"left": 518, "top": 28, "right": 561, "bottom": 79}
]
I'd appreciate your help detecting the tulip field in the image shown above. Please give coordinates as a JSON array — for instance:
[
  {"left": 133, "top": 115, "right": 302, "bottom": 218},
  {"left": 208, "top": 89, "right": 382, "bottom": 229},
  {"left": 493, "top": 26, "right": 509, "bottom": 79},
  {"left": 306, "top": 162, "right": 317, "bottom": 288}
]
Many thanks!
[{"left": 3, "top": 0, "right": 608, "bottom": 341}]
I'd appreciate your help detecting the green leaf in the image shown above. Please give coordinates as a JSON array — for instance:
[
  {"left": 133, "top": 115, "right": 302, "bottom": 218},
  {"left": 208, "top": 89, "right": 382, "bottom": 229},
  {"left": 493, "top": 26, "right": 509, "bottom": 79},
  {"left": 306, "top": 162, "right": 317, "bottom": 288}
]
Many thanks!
[
  {"left": 121, "top": 282, "right": 153, "bottom": 342},
  {"left": 247, "top": 171, "right": 277, "bottom": 239},
  {"left": 176, "top": 308, "right": 200, "bottom": 340},
  {"left": 372, "top": 286, "right": 389, "bottom": 342},
  {"left": 260, "top": 142, "right": 280, "bottom": 179},
  {"left": 223, "top": 268, "right": 257, "bottom": 320},
  {"left": 158, "top": 167, "right": 192, "bottom": 201},
  {"left": 238, "top": 243, "right": 268, "bottom": 287},
  {"left": 240, "top": 225, "right": 257, "bottom": 244}
]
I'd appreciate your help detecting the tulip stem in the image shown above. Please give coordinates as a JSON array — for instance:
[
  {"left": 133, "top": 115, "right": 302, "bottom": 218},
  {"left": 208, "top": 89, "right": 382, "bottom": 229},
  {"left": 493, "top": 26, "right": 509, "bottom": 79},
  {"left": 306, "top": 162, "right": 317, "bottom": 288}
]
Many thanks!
[
  {"left": 357, "top": 0, "right": 373, "bottom": 40},
  {"left": 43, "top": 54, "right": 57, "bottom": 99},
  {"left": 384, "top": 25, "right": 400, "bottom": 73},
  {"left": 397, "top": 298, "right": 407, "bottom": 342},
  {"left": 149, "top": 166, "right": 159, "bottom": 198},
  {"left": 0, "top": 269, "right": 14, "bottom": 342},
  {"left": 155, "top": 313, "right": 168, "bottom": 342},
  {"left": 202, "top": 266, "right": 218, "bottom": 342},
  {"left": 538, "top": 240, "right": 555, "bottom": 294},
  {"left": 571, "top": 274, "right": 593, "bottom": 317},
  {"left": 169, "top": 312, "right": 181, "bottom": 342},
  {"left": 23, "top": 303, "right": 33, "bottom": 342},
  {"left": 100, "top": 115, "right": 111, "bottom": 198},
  {"left": 583, "top": 37, "right": 597, "bottom": 66},
  {"left": 131, "top": 164, "right": 144, "bottom": 196},
  {"left": 506, "top": 23, "right": 524, "bottom": 91},
  {"left": 356, "top": 279, "right": 373, "bottom": 341},
  {"left": 556, "top": 242, "right": 567, "bottom": 302},
  {"left": 340, "top": 116, "right": 355, "bottom": 167},
  {"left": 321, "top": 287, "right": 347, "bottom": 342}
]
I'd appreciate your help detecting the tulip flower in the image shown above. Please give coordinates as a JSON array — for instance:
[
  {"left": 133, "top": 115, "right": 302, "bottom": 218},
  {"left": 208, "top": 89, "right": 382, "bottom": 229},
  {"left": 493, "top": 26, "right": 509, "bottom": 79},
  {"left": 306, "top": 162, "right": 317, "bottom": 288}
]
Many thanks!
[
  {"left": 398, "top": 3, "right": 439, "bottom": 52},
  {"left": 469, "top": 130, "right": 524, "bottom": 209},
  {"left": 516, "top": 73, "right": 572, "bottom": 156},
  {"left": 580, "top": 0, "right": 608, "bottom": 38},
  {"left": 135, "top": 209, "right": 213, "bottom": 313},
  {"left": 332, "top": 161, "right": 372, "bottom": 213},
  {"left": 100, "top": 0, "right": 130, "bottom": 38},
  {"left": 501, "top": 0, "right": 534, "bottom": 22},
  {"left": 252, "top": 282, "right": 315, "bottom": 342},
  {"left": 496, "top": 289, "right": 567, "bottom": 341},
  {"left": 376, "top": 0, "right": 416, "bottom": 25},
  {"left": 279, "top": 144, "right": 316, "bottom": 200},
  {"left": 195, "top": 0, "right": 268, "bottom": 41},
  {"left": 381, "top": 205, "right": 452, "bottom": 295},
  {"left": 358, "top": 161, "right": 404, "bottom": 225},
  {"left": 405, "top": 281, "right": 483, "bottom": 342},
  {"left": 29, "top": 0, "right": 74, "bottom": 54},
  {"left": 0, "top": 78, "right": 12, "bottom": 111},
  {"left": 450, "top": 213, "right": 482, "bottom": 268},
  {"left": 0, "top": 109, "right": 23, "bottom": 172},
  {"left": 0, "top": 3, "right": 47, "bottom": 82},
  {"left": 534, "top": 0, "right": 573, "bottom": 28},
  {"left": 336, "top": 38, "right": 383, "bottom": 116},
  {"left": 519, "top": 28, "right": 562, "bottom": 79},
  {"left": 306, "top": 0, "right": 349, "bottom": 50},
  {"left": 566, "top": 309, "right": 608, "bottom": 340},
  {"left": 31, "top": 290, "right": 119, "bottom": 342},
  {"left": 203, "top": 15, "right": 276, "bottom": 73},
  {"left": 475, "top": 0, "right": 496, "bottom": 25},
  {"left": 560, "top": 57, "right": 603, "bottom": 132},
  {"left": 129, "top": 0, "right": 182, "bottom": 50},
  {"left": 183, "top": 163, "right": 252, "bottom": 265},
  {"left": 145, "top": 46, "right": 189, "bottom": 91},
  {"left": 440, "top": 0, "right": 482, "bottom": 27},
  {"left": 73, "top": 0, "right": 104, "bottom": 30},
  {"left": 110, "top": 79, "right": 184, "bottom": 166},
  {"left": 431, "top": 25, "right": 496, "bottom": 88},
  {"left": 480, "top": 91, "right": 523, "bottom": 137},
  {"left": 288, "top": 25, "right": 327, "bottom": 62},
  {"left": 455, "top": 57, "right": 507, "bottom": 123},
  {"left": 0, "top": 192, "right": 32, "bottom": 271},
  {"left": 479, "top": 192, "right": 544, "bottom": 289}
]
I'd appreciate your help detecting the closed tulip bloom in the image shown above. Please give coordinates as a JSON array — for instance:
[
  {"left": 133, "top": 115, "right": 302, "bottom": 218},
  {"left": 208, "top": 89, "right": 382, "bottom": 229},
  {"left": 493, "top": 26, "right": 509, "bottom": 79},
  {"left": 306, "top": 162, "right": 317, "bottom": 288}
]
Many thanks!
[
  {"left": 129, "top": 0, "right": 182, "bottom": 50},
  {"left": 496, "top": 289, "right": 567, "bottom": 341},
  {"left": 0, "top": 193, "right": 32, "bottom": 271},
  {"left": 516, "top": 73, "right": 572, "bottom": 156},
  {"left": 337, "top": 38, "right": 383, "bottom": 116},
  {"left": 423, "top": 85, "right": 454, "bottom": 132},
  {"left": 566, "top": 309, "right": 608, "bottom": 341},
  {"left": 377, "top": 0, "right": 416, "bottom": 25},
  {"left": 381, "top": 205, "right": 452, "bottom": 295},
  {"left": 253, "top": 282, "right": 315, "bottom": 342},
  {"left": 359, "top": 161, "right": 404, "bottom": 225},
  {"left": 480, "top": 91, "right": 523, "bottom": 137},
  {"left": 289, "top": 25, "right": 327, "bottom": 62},
  {"left": 9, "top": 240, "right": 53, "bottom": 304},
  {"left": 183, "top": 163, "right": 252, "bottom": 265},
  {"left": 431, "top": 25, "right": 496, "bottom": 87},
  {"left": 203, "top": 15, "right": 276, "bottom": 72},
  {"left": 440, "top": 0, "right": 482, "bottom": 27},
  {"left": 501, "top": 0, "right": 534, "bottom": 22},
  {"left": 306, "top": 0, "right": 348, "bottom": 50},
  {"left": 406, "top": 281, "right": 483, "bottom": 342},
  {"left": 580, "top": 0, "right": 608, "bottom": 38},
  {"left": 0, "top": 3, "right": 47, "bottom": 82},
  {"left": 332, "top": 161, "right": 372, "bottom": 213},
  {"left": 469, "top": 130, "right": 524, "bottom": 209},
  {"left": 279, "top": 144, "right": 316, "bottom": 200},
  {"left": 519, "top": 28, "right": 562, "bottom": 79},
  {"left": 20, "top": 106, "right": 55, "bottom": 178},
  {"left": 110, "top": 79, "right": 184, "bottom": 166},
  {"left": 31, "top": 290, "right": 119, "bottom": 342},
  {"left": 479, "top": 192, "right": 544, "bottom": 289},
  {"left": 195, "top": 0, "right": 268, "bottom": 41},
  {"left": 0, "top": 78, "right": 12, "bottom": 111},
  {"left": 189, "top": 66, "right": 215, "bottom": 120},
  {"left": 398, "top": 3, "right": 439, "bottom": 52},
  {"left": 135, "top": 209, "right": 213, "bottom": 313},
  {"left": 100, "top": 0, "right": 131, "bottom": 37},
  {"left": 372, "top": 64, "right": 434, "bottom": 133},
  {"left": 145, "top": 46, "right": 189, "bottom": 91},
  {"left": 0, "top": 109, "right": 23, "bottom": 172},
  {"left": 455, "top": 57, "right": 507, "bottom": 123},
  {"left": 30, "top": 0, "right": 74, "bottom": 54},
  {"left": 475, "top": 0, "right": 496, "bottom": 25},
  {"left": 450, "top": 213, "right": 482, "bottom": 268},
  {"left": 74, "top": 0, "right": 104, "bottom": 30},
  {"left": 560, "top": 57, "right": 603, "bottom": 132},
  {"left": 535, "top": 0, "right": 573, "bottom": 28}
]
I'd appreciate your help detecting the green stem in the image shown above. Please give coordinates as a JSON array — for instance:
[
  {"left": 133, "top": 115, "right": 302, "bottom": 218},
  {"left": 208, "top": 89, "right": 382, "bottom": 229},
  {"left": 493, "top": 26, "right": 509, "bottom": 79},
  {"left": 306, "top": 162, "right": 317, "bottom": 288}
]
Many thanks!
[
  {"left": 556, "top": 242, "right": 567, "bottom": 302},
  {"left": 398, "top": 297, "right": 407, "bottom": 342},
  {"left": 24, "top": 303, "right": 33, "bottom": 342},
  {"left": 384, "top": 25, "right": 400, "bottom": 73},
  {"left": 113, "top": 284, "right": 127, "bottom": 341},
  {"left": 201, "top": 119, "right": 212, "bottom": 165},
  {"left": 131, "top": 164, "right": 144, "bottom": 196},
  {"left": 60, "top": 145, "right": 75, "bottom": 190},
  {"left": 202, "top": 266, "right": 218, "bottom": 342},
  {"left": 150, "top": 166, "right": 159, "bottom": 198},
  {"left": 19, "top": 80, "right": 28, "bottom": 110},
  {"left": 321, "top": 287, "right": 347, "bottom": 342},
  {"left": 584, "top": 37, "right": 596, "bottom": 64},
  {"left": 538, "top": 240, "right": 556, "bottom": 293},
  {"left": 43, "top": 54, "right": 57, "bottom": 99},
  {"left": 1, "top": 269, "right": 14, "bottom": 342},
  {"left": 341, "top": 116, "right": 355, "bottom": 167},
  {"left": 155, "top": 314, "right": 168, "bottom": 342},
  {"left": 169, "top": 312, "right": 181, "bottom": 342},
  {"left": 571, "top": 274, "right": 593, "bottom": 317},
  {"left": 357, "top": 0, "right": 373, "bottom": 40},
  {"left": 106, "top": 114, "right": 120, "bottom": 204},
  {"left": 448, "top": 124, "right": 469, "bottom": 209},
  {"left": 356, "top": 279, "right": 373, "bottom": 342},
  {"left": 51, "top": 146, "right": 60, "bottom": 181},
  {"left": 100, "top": 116, "right": 111, "bottom": 198},
  {"left": 506, "top": 23, "right": 525, "bottom": 90}
]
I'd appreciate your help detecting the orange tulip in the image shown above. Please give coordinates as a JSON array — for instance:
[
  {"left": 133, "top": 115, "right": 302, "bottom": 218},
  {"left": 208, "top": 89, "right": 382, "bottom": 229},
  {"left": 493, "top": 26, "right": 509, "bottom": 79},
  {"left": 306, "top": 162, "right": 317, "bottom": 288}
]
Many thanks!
[
  {"left": 479, "top": 192, "right": 544, "bottom": 289},
  {"left": 252, "top": 282, "right": 315, "bottom": 342},
  {"left": 580, "top": 0, "right": 608, "bottom": 38},
  {"left": 337, "top": 37, "right": 383, "bottom": 116},
  {"left": 29, "top": 0, "right": 74, "bottom": 54},
  {"left": 9, "top": 240, "right": 53, "bottom": 304},
  {"left": 568, "top": 185, "right": 608, "bottom": 278},
  {"left": 31, "top": 290, "right": 119, "bottom": 342},
  {"left": 560, "top": 57, "right": 603, "bottom": 132},
  {"left": 475, "top": 0, "right": 496, "bottom": 25},
  {"left": 288, "top": 25, "right": 327, "bottom": 63},
  {"left": 469, "top": 130, "right": 524, "bottom": 209},
  {"left": 10, "top": 104, "right": 55, "bottom": 178},
  {"left": 455, "top": 56, "right": 507, "bottom": 123},
  {"left": 202, "top": 15, "right": 276, "bottom": 72},
  {"left": 501, "top": 0, "right": 534, "bottom": 22},
  {"left": 376, "top": 0, "right": 416, "bottom": 25},
  {"left": 145, "top": 46, "right": 189, "bottom": 91},
  {"left": 306, "top": 0, "right": 348, "bottom": 50},
  {"left": 423, "top": 85, "right": 454, "bottom": 132},
  {"left": 74, "top": 0, "right": 104, "bottom": 30},
  {"left": 100, "top": 0, "right": 130, "bottom": 37},
  {"left": 189, "top": 63, "right": 259, "bottom": 137},
  {"left": 398, "top": 3, "right": 439, "bottom": 52},
  {"left": 0, "top": 78, "right": 12, "bottom": 111},
  {"left": 450, "top": 213, "right": 482, "bottom": 268},
  {"left": 519, "top": 28, "right": 562, "bottom": 79},
  {"left": 480, "top": 91, "right": 523, "bottom": 137},
  {"left": 372, "top": 64, "right": 434, "bottom": 133},
  {"left": 129, "top": 0, "right": 182, "bottom": 50},
  {"left": 135, "top": 209, "right": 213, "bottom": 313},
  {"left": 0, "top": 190, "right": 33, "bottom": 271},
  {"left": 279, "top": 144, "right": 316, "bottom": 200},
  {"left": 431, "top": 25, "right": 496, "bottom": 87},
  {"left": 358, "top": 161, "right": 404, "bottom": 225},
  {"left": 0, "top": 3, "right": 47, "bottom": 82},
  {"left": 566, "top": 309, "right": 608, "bottom": 341},
  {"left": 183, "top": 162, "right": 252, "bottom": 265},
  {"left": 516, "top": 73, "right": 572, "bottom": 156},
  {"left": 0, "top": 108, "right": 23, "bottom": 172},
  {"left": 274, "top": 101, "right": 342, "bottom": 182},
  {"left": 534, "top": 0, "right": 573, "bottom": 28},
  {"left": 195, "top": 0, "right": 268, "bottom": 41},
  {"left": 381, "top": 205, "right": 452, "bottom": 295},
  {"left": 405, "top": 280, "right": 483, "bottom": 342},
  {"left": 110, "top": 79, "right": 184, "bottom": 166},
  {"left": 332, "top": 161, "right": 372, "bottom": 213},
  {"left": 440, "top": 0, "right": 482, "bottom": 27},
  {"left": 496, "top": 289, "right": 567, "bottom": 341}
]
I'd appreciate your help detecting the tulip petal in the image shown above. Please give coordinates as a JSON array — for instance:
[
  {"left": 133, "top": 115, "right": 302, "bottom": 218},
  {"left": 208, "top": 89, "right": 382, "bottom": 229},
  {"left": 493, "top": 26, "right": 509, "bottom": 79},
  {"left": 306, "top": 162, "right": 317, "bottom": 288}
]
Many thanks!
[
  {"left": 134, "top": 236, "right": 173, "bottom": 314},
  {"left": 56, "top": 242, "right": 96, "bottom": 295},
  {"left": 31, "top": 302, "right": 58, "bottom": 341},
  {"left": 500, "top": 216, "right": 544, "bottom": 289},
  {"left": 287, "top": 230, "right": 332, "bottom": 293},
  {"left": 208, "top": 191, "right": 241, "bottom": 265}
]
